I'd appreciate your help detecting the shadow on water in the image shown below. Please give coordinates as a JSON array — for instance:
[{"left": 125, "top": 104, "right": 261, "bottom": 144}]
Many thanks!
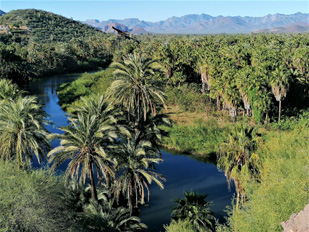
[{"left": 23, "top": 72, "right": 235, "bottom": 232}]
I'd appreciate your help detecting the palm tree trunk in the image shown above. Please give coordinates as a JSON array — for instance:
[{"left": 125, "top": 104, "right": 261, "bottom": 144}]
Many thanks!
[
  {"left": 88, "top": 162, "right": 98, "bottom": 201},
  {"left": 264, "top": 112, "right": 269, "bottom": 124},
  {"left": 278, "top": 100, "right": 281, "bottom": 124},
  {"left": 216, "top": 95, "right": 221, "bottom": 111},
  {"left": 202, "top": 83, "right": 206, "bottom": 94},
  {"left": 236, "top": 190, "right": 240, "bottom": 212}
]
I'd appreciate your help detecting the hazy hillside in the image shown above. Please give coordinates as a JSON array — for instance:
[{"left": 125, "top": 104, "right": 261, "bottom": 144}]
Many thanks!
[
  {"left": 0, "top": 9, "right": 104, "bottom": 43},
  {"left": 0, "top": 10, "right": 5, "bottom": 16},
  {"left": 254, "top": 22, "right": 309, "bottom": 33},
  {"left": 85, "top": 12, "right": 309, "bottom": 34}
]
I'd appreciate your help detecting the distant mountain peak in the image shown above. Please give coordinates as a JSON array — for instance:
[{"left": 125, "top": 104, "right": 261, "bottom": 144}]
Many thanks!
[
  {"left": 85, "top": 12, "right": 309, "bottom": 34},
  {"left": 102, "top": 22, "right": 147, "bottom": 35}
]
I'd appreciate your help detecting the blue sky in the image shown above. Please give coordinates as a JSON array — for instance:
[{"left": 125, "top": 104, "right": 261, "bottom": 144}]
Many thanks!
[{"left": 1, "top": 1, "right": 308, "bottom": 22}]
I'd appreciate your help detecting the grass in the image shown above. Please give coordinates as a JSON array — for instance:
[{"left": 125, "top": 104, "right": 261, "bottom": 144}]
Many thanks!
[
  {"left": 57, "top": 68, "right": 114, "bottom": 112},
  {"left": 162, "top": 118, "right": 229, "bottom": 156}
]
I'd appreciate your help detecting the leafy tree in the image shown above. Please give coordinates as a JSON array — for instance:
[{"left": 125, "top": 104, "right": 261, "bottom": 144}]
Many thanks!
[{"left": 136, "top": 112, "right": 172, "bottom": 156}]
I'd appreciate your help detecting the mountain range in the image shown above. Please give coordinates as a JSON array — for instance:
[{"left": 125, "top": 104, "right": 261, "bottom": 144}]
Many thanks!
[{"left": 85, "top": 12, "right": 309, "bottom": 34}]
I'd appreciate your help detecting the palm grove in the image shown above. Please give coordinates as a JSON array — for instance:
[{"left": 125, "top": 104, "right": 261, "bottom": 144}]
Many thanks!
[{"left": 1, "top": 9, "right": 309, "bottom": 232}]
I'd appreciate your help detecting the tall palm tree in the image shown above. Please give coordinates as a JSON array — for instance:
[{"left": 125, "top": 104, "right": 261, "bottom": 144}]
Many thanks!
[
  {"left": 217, "top": 125, "right": 261, "bottom": 209},
  {"left": 171, "top": 191, "right": 215, "bottom": 232},
  {"left": 114, "top": 135, "right": 165, "bottom": 216},
  {"left": 270, "top": 66, "right": 290, "bottom": 124},
  {"left": 48, "top": 113, "right": 118, "bottom": 201},
  {"left": 107, "top": 52, "right": 166, "bottom": 129},
  {"left": 0, "top": 96, "right": 50, "bottom": 168}
]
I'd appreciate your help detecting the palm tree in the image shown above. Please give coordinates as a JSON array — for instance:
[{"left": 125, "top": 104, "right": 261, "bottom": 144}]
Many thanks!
[
  {"left": 171, "top": 191, "right": 215, "bottom": 232},
  {"left": 114, "top": 135, "right": 165, "bottom": 216},
  {"left": 82, "top": 198, "right": 147, "bottom": 232},
  {"left": 48, "top": 113, "right": 118, "bottom": 201},
  {"left": 134, "top": 111, "right": 172, "bottom": 157},
  {"left": 0, "top": 78, "right": 24, "bottom": 101},
  {"left": 107, "top": 52, "right": 166, "bottom": 129},
  {"left": 0, "top": 96, "right": 50, "bottom": 168},
  {"left": 69, "top": 95, "right": 125, "bottom": 140},
  {"left": 198, "top": 62, "right": 212, "bottom": 94},
  {"left": 217, "top": 125, "right": 261, "bottom": 209},
  {"left": 270, "top": 66, "right": 290, "bottom": 124},
  {"left": 64, "top": 180, "right": 147, "bottom": 232}
]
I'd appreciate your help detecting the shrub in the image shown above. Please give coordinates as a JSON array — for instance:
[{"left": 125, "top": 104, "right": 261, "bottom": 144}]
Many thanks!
[{"left": 0, "top": 161, "right": 70, "bottom": 232}]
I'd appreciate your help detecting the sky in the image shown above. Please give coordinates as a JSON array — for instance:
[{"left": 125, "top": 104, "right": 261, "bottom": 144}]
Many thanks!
[{"left": 1, "top": 1, "right": 308, "bottom": 22}]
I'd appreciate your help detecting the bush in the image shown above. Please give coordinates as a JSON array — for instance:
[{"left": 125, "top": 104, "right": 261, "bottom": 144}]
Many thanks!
[
  {"left": 165, "top": 84, "right": 211, "bottom": 112},
  {"left": 217, "top": 124, "right": 309, "bottom": 232},
  {"left": 164, "top": 220, "right": 195, "bottom": 232},
  {"left": 0, "top": 161, "right": 70, "bottom": 232}
]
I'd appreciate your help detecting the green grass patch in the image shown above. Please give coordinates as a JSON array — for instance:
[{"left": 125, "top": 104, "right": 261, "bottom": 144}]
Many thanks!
[
  {"left": 57, "top": 68, "right": 114, "bottom": 112},
  {"left": 162, "top": 118, "right": 227, "bottom": 156}
]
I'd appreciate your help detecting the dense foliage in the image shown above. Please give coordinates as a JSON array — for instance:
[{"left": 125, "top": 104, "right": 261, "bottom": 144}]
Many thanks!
[
  {"left": 0, "top": 8, "right": 308, "bottom": 232},
  {"left": 0, "top": 9, "right": 103, "bottom": 43},
  {"left": 60, "top": 33, "right": 309, "bottom": 124},
  {"left": 0, "top": 9, "right": 113, "bottom": 82},
  {"left": 217, "top": 120, "right": 309, "bottom": 232},
  {"left": 171, "top": 191, "right": 215, "bottom": 231},
  {"left": 0, "top": 160, "right": 70, "bottom": 232}
]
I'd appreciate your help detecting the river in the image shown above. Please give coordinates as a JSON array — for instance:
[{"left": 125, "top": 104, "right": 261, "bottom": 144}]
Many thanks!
[{"left": 24, "top": 72, "right": 235, "bottom": 232}]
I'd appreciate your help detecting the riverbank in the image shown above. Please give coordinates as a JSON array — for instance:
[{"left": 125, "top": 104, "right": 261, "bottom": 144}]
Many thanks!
[
  {"left": 55, "top": 67, "right": 309, "bottom": 232},
  {"left": 17, "top": 72, "right": 235, "bottom": 232}
]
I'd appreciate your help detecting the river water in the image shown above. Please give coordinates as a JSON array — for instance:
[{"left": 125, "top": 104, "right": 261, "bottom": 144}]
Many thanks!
[{"left": 24, "top": 72, "right": 235, "bottom": 232}]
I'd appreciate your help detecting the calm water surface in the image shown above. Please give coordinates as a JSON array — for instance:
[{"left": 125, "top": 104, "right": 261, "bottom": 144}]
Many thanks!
[{"left": 24, "top": 73, "right": 235, "bottom": 232}]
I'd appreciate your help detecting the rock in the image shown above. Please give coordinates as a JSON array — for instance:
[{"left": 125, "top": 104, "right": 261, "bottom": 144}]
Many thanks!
[{"left": 281, "top": 204, "right": 309, "bottom": 232}]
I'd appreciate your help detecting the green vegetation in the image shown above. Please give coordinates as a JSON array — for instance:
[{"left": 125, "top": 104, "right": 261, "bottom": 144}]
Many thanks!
[
  {"left": 54, "top": 32, "right": 308, "bottom": 231},
  {"left": 0, "top": 57, "right": 168, "bottom": 231},
  {"left": 0, "top": 9, "right": 103, "bottom": 43},
  {"left": 0, "top": 160, "right": 70, "bottom": 232},
  {"left": 162, "top": 119, "right": 226, "bottom": 155},
  {"left": 0, "top": 8, "right": 308, "bottom": 231},
  {"left": 0, "top": 9, "right": 113, "bottom": 83},
  {"left": 164, "top": 220, "right": 197, "bottom": 232},
  {"left": 0, "top": 80, "right": 50, "bottom": 168},
  {"left": 171, "top": 191, "right": 215, "bottom": 231},
  {"left": 217, "top": 122, "right": 309, "bottom": 232},
  {"left": 58, "top": 69, "right": 115, "bottom": 111},
  {"left": 217, "top": 125, "right": 261, "bottom": 209}
]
